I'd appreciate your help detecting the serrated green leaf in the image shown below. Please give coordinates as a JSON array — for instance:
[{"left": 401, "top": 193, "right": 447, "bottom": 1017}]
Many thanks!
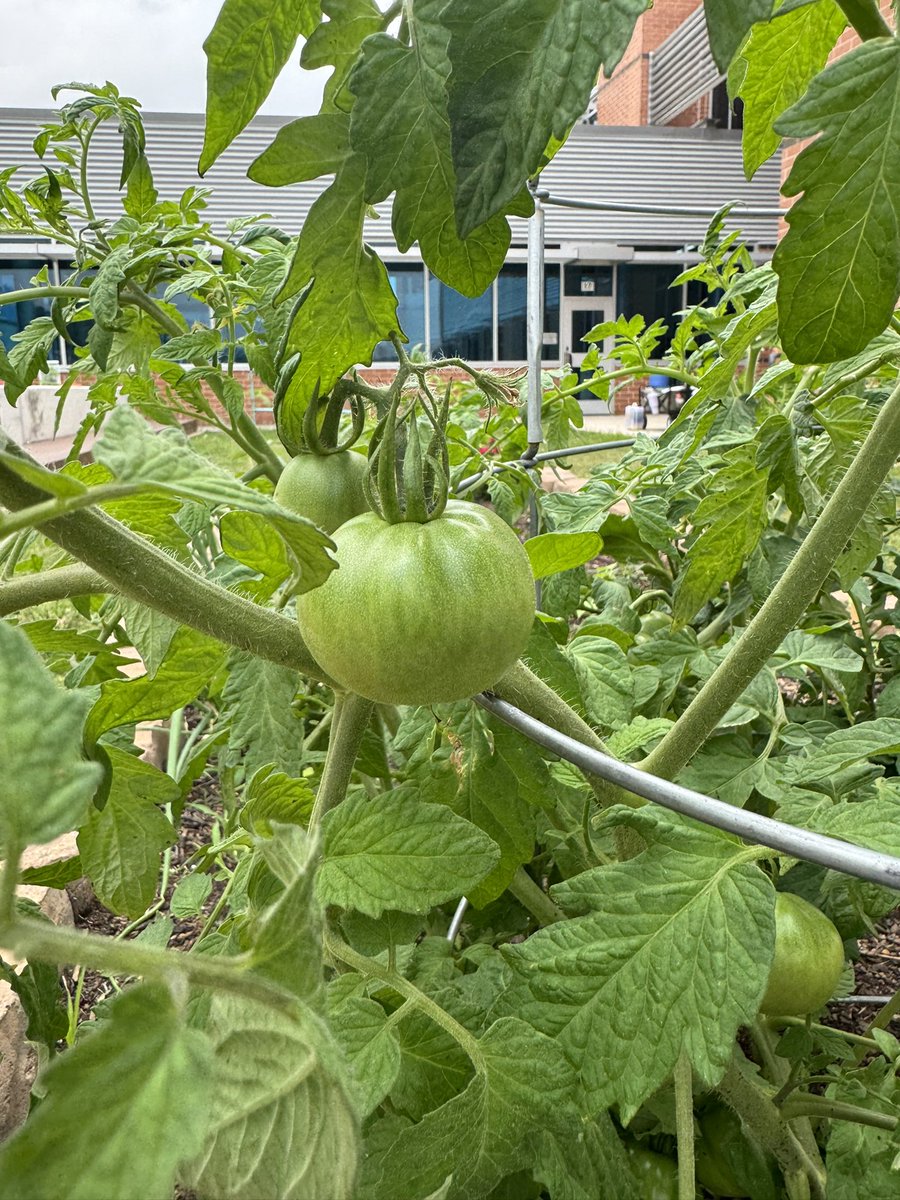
[
  {"left": 348, "top": 7, "right": 511, "bottom": 295},
  {"left": 534, "top": 1115, "right": 640, "bottom": 1200},
  {"left": 673, "top": 452, "right": 770, "bottom": 624},
  {"left": 220, "top": 508, "right": 293, "bottom": 595},
  {"left": 330, "top": 996, "right": 402, "bottom": 1116},
  {"left": 318, "top": 789, "right": 500, "bottom": 917},
  {"left": 85, "top": 626, "right": 226, "bottom": 747},
  {"left": 774, "top": 39, "right": 900, "bottom": 363},
  {"left": 221, "top": 650, "right": 303, "bottom": 778},
  {"left": 89, "top": 245, "right": 130, "bottom": 330},
  {"left": 183, "top": 991, "right": 359, "bottom": 1200},
  {"left": 779, "top": 718, "right": 900, "bottom": 785},
  {"left": 539, "top": 480, "right": 617, "bottom": 533},
  {"left": 391, "top": 1008, "right": 473, "bottom": 1121},
  {"left": 444, "top": 0, "right": 648, "bottom": 237},
  {"left": 250, "top": 823, "right": 324, "bottom": 1004},
  {"left": 249, "top": 112, "right": 351, "bottom": 185},
  {"left": 0, "top": 952, "right": 67, "bottom": 1050},
  {"left": 170, "top": 871, "right": 213, "bottom": 918},
  {"left": 825, "top": 1060, "right": 900, "bottom": 1200},
  {"left": 728, "top": 0, "right": 845, "bottom": 177},
  {"left": 566, "top": 635, "right": 633, "bottom": 731},
  {"left": 241, "top": 766, "right": 315, "bottom": 833},
  {"left": 93, "top": 407, "right": 336, "bottom": 592},
  {"left": 301, "top": 0, "right": 384, "bottom": 112},
  {"left": 774, "top": 630, "right": 863, "bottom": 677},
  {"left": 77, "top": 746, "right": 178, "bottom": 918},
  {"left": 0, "top": 619, "right": 101, "bottom": 846},
  {"left": 118, "top": 597, "right": 179, "bottom": 676},
  {"left": 200, "top": 0, "right": 321, "bottom": 173},
  {"left": 525, "top": 531, "right": 602, "bottom": 580},
  {"left": 123, "top": 151, "right": 158, "bottom": 219},
  {"left": 504, "top": 809, "right": 775, "bottom": 1119},
  {"left": 277, "top": 166, "right": 400, "bottom": 434},
  {"left": 0, "top": 983, "right": 212, "bottom": 1200},
  {"left": 361, "top": 1017, "right": 575, "bottom": 1200}
]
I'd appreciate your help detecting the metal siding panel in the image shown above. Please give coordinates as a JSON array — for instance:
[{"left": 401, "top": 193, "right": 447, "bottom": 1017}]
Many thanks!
[
  {"left": 0, "top": 110, "right": 781, "bottom": 256},
  {"left": 649, "top": 7, "right": 722, "bottom": 126}
]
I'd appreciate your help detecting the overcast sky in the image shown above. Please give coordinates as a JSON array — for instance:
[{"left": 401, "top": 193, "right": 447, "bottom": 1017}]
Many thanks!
[{"left": 0, "top": 0, "right": 327, "bottom": 115}]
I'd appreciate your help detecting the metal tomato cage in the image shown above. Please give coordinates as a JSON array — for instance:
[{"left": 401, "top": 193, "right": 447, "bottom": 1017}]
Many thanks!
[{"left": 444, "top": 187, "right": 900, "bottom": 951}]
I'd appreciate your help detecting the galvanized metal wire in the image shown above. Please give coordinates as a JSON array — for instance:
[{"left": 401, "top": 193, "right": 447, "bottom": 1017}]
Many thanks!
[
  {"left": 536, "top": 190, "right": 786, "bottom": 220},
  {"left": 454, "top": 438, "right": 639, "bottom": 495},
  {"left": 475, "top": 694, "right": 900, "bottom": 892}
]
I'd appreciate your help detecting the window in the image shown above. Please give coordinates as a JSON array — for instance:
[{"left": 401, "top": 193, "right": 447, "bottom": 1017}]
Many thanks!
[
  {"left": 0, "top": 260, "right": 52, "bottom": 353},
  {"left": 617, "top": 263, "right": 682, "bottom": 356},
  {"left": 564, "top": 264, "right": 613, "bottom": 297},
  {"left": 710, "top": 81, "right": 743, "bottom": 130},
  {"left": 496, "top": 264, "right": 562, "bottom": 363},
  {"left": 373, "top": 264, "right": 426, "bottom": 361},
  {"left": 429, "top": 277, "right": 492, "bottom": 361}
]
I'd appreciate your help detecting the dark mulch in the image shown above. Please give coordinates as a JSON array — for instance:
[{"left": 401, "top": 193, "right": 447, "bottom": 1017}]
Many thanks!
[{"left": 826, "top": 911, "right": 900, "bottom": 1035}]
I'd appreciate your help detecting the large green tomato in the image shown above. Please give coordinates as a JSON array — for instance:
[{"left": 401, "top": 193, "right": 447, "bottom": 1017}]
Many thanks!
[
  {"left": 296, "top": 500, "right": 535, "bottom": 705},
  {"left": 624, "top": 1145, "right": 678, "bottom": 1200},
  {"left": 759, "top": 892, "right": 844, "bottom": 1016},
  {"left": 274, "top": 450, "right": 368, "bottom": 534}
]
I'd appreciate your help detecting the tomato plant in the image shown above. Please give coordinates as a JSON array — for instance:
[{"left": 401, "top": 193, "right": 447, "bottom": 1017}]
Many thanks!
[
  {"left": 759, "top": 892, "right": 845, "bottom": 1017},
  {"left": 0, "top": 2, "right": 899, "bottom": 1200}
]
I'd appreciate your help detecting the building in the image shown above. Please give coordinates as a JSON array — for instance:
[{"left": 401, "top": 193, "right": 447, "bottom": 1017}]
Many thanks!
[{"left": 0, "top": 4, "right": 783, "bottom": 415}]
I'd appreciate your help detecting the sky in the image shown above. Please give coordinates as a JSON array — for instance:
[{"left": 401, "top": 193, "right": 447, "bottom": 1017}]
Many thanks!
[{"left": 0, "top": 0, "right": 327, "bottom": 115}]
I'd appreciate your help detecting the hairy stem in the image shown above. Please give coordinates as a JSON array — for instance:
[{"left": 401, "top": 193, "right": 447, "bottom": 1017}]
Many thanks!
[
  {"left": 674, "top": 1050, "right": 695, "bottom": 1200},
  {"left": 507, "top": 867, "right": 566, "bottom": 925},
  {"left": 0, "top": 285, "right": 91, "bottom": 307},
  {"left": 325, "top": 932, "right": 485, "bottom": 1070},
  {"left": 0, "top": 915, "right": 296, "bottom": 1011},
  {"left": 835, "top": 0, "right": 892, "bottom": 39},
  {"left": 0, "top": 564, "right": 107, "bottom": 616},
  {"left": 643, "top": 372, "right": 900, "bottom": 781},
  {"left": 310, "top": 693, "right": 374, "bottom": 828},
  {"left": 780, "top": 1094, "right": 898, "bottom": 1131},
  {"left": 0, "top": 445, "right": 332, "bottom": 683}
]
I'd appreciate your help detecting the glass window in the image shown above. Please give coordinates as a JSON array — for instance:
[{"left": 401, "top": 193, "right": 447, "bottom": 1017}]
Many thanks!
[
  {"left": 429, "top": 277, "right": 492, "bottom": 361},
  {"left": 564, "top": 264, "right": 613, "bottom": 297},
  {"left": 373, "top": 264, "right": 426, "bottom": 361},
  {"left": 496, "top": 264, "right": 562, "bottom": 363},
  {"left": 0, "top": 260, "right": 52, "bottom": 353},
  {"left": 617, "top": 263, "right": 682, "bottom": 356}
]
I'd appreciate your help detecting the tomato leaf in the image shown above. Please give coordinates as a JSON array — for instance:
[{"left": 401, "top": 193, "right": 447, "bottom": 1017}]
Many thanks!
[
  {"left": 702, "top": 0, "right": 774, "bottom": 73},
  {"left": 200, "top": 0, "right": 321, "bottom": 173},
  {"left": 728, "top": 0, "right": 846, "bottom": 178},
  {"left": 773, "top": 38, "right": 900, "bottom": 363},
  {"left": 525, "top": 531, "right": 602, "bottom": 580},
  {"left": 533, "top": 1115, "right": 641, "bottom": 1200},
  {"left": 221, "top": 650, "right": 304, "bottom": 779},
  {"left": 444, "top": 0, "right": 647, "bottom": 238},
  {"left": 318, "top": 789, "right": 501, "bottom": 918},
  {"left": 0, "top": 619, "right": 100, "bottom": 846},
  {"left": 249, "top": 111, "right": 351, "bottom": 185},
  {"left": 566, "top": 635, "right": 634, "bottom": 731},
  {"left": 77, "top": 747, "right": 178, "bottom": 919},
  {"left": 360, "top": 1018, "right": 575, "bottom": 1200},
  {"left": 329, "top": 990, "right": 402, "bottom": 1117},
  {"left": 504, "top": 809, "right": 775, "bottom": 1120},
  {"left": 0, "top": 983, "right": 212, "bottom": 1200},
  {"left": 301, "top": 0, "right": 384, "bottom": 113},
  {"left": 277, "top": 165, "right": 400, "bottom": 430},
  {"left": 348, "top": 3, "right": 513, "bottom": 296},
  {"left": 183, "top": 992, "right": 359, "bottom": 1200}
]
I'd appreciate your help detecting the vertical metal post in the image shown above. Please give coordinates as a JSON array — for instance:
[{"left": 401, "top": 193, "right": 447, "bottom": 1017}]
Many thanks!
[{"left": 526, "top": 185, "right": 545, "bottom": 452}]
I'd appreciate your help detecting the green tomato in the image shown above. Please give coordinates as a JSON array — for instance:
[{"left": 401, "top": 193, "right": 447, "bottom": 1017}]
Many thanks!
[
  {"left": 695, "top": 1103, "right": 779, "bottom": 1199},
  {"left": 274, "top": 450, "right": 368, "bottom": 534},
  {"left": 759, "top": 892, "right": 845, "bottom": 1016},
  {"left": 624, "top": 1144, "right": 679, "bottom": 1200},
  {"left": 296, "top": 500, "right": 535, "bottom": 705}
]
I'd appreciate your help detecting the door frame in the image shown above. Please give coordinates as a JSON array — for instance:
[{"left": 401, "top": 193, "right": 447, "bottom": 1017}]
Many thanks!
[{"left": 561, "top": 297, "right": 614, "bottom": 414}]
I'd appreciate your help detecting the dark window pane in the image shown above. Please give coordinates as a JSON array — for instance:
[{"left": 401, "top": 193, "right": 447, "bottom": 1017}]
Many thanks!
[
  {"left": 0, "top": 260, "right": 52, "bottom": 353},
  {"left": 564, "top": 264, "right": 613, "bottom": 297},
  {"left": 373, "top": 264, "right": 426, "bottom": 361},
  {"left": 429, "top": 278, "right": 492, "bottom": 360},
  {"left": 617, "top": 263, "right": 681, "bottom": 355},
  {"left": 544, "top": 265, "right": 560, "bottom": 361},
  {"left": 572, "top": 308, "right": 606, "bottom": 348},
  {"left": 497, "top": 263, "right": 562, "bottom": 363}
]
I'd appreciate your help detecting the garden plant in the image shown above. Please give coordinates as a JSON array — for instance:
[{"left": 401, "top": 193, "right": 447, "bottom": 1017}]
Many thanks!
[{"left": 0, "top": 0, "right": 900, "bottom": 1197}]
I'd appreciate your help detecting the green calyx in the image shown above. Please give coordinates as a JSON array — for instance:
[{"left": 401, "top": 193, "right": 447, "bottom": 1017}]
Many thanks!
[
  {"left": 301, "top": 384, "right": 366, "bottom": 456},
  {"left": 364, "top": 386, "right": 450, "bottom": 524}
]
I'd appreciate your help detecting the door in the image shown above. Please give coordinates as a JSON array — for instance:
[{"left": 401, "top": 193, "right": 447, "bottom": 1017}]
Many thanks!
[{"left": 562, "top": 299, "right": 611, "bottom": 413}]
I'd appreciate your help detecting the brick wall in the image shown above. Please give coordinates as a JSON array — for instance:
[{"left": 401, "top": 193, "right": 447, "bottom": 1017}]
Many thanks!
[{"left": 595, "top": 0, "right": 703, "bottom": 125}]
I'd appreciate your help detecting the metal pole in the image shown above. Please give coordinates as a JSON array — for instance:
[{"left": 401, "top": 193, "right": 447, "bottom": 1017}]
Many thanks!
[
  {"left": 476, "top": 693, "right": 900, "bottom": 892},
  {"left": 536, "top": 191, "right": 786, "bottom": 220},
  {"left": 526, "top": 184, "right": 545, "bottom": 452}
]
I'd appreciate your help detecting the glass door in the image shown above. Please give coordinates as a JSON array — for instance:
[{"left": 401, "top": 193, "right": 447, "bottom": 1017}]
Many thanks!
[{"left": 563, "top": 299, "right": 611, "bottom": 412}]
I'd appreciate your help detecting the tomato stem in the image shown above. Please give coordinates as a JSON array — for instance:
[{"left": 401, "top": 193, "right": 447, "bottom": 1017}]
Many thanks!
[
  {"left": 673, "top": 1050, "right": 695, "bottom": 1200},
  {"left": 507, "top": 867, "right": 565, "bottom": 925},
  {"left": 310, "top": 693, "right": 375, "bottom": 829}
]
